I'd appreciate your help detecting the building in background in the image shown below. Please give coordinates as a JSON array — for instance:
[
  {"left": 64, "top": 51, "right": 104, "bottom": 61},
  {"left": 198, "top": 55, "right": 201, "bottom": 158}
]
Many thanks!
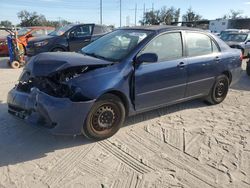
[{"left": 209, "top": 19, "right": 250, "bottom": 33}]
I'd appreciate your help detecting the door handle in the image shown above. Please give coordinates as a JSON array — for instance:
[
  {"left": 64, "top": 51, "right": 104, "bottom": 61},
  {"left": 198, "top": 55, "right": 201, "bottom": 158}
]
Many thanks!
[
  {"left": 177, "top": 62, "right": 186, "bottom": 68},
  {"left": 215, "top": 56, "right": 220, "bottom": 62}
]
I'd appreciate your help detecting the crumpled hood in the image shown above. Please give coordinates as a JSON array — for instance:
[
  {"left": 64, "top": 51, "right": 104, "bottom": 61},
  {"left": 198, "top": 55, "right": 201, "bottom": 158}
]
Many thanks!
[{"left": 26, "top": 52, "right": 112, "bottom": 77}]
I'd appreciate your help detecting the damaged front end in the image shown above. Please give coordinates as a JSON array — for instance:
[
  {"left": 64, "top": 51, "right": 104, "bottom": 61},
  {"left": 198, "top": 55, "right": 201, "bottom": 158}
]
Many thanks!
[
  {"left": 17, "top": 65, "right": 96, "bottom": 101},
  {"left": 7, "top": 65, "right": 101, "bottom": 135}
]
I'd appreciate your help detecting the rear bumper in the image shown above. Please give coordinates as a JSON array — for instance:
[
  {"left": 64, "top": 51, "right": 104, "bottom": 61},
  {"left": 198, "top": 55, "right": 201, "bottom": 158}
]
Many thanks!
[
  {"left": 7, "top": 88, "right": 95, "bottom": 135},
  {"left": 231, "top": 66, "right": 243, "bottom": 86}
]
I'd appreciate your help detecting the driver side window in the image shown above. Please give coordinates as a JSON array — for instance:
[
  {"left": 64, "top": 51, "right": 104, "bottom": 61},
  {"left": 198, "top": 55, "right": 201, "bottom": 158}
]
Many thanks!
[{"left": 140, "top": 32, "right": 183, "bottom": 62}]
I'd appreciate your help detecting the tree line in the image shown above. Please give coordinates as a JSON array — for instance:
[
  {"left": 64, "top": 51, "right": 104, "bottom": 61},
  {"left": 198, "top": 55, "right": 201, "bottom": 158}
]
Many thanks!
[
  {"left": 0, "top": 10, "right": 71, "bottom": 28},
  {"left": 140, "top": 7, "right": 247, "bottom": 25},
  {"left": 0, "top": 8, "right": 247, "bottom": 28}
]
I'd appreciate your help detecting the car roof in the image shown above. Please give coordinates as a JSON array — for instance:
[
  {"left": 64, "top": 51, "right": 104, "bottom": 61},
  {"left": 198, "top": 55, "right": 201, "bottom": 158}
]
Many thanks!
[
  {"left": 70, "top": 23, "right": 107, "bottom": 27},
  {"left": 119, "top": 25, "right": 202, "bottom": 32}
]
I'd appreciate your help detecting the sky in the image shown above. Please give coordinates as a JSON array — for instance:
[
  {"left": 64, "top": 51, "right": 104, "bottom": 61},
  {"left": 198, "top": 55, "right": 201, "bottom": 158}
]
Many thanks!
[{"left": 1, "top": 0, "right": 250, "bottom": 27}]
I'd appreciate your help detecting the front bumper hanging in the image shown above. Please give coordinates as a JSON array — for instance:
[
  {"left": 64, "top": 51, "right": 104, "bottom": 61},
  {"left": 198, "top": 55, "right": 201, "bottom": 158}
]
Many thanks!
[{"left": 7, "top": 87, "right": 95, "bottom": 135}]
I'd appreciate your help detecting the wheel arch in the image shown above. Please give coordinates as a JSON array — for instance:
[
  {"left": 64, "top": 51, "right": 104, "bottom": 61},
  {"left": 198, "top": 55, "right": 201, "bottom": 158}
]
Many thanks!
[
  {"left": 100, "top": 90, "right": 129, "bottom": 117},
  {"left": 222, "top": 70, "right": 232, "bottom": 84},
  {"left": 50, "top": 46, "right": 67, "bottom": 52}
]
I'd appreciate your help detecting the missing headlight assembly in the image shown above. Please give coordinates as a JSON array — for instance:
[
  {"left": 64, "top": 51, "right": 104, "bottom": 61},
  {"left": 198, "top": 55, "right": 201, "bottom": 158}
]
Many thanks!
[{"left": 16, "top": 65, "right": 105, "bottom": 101}]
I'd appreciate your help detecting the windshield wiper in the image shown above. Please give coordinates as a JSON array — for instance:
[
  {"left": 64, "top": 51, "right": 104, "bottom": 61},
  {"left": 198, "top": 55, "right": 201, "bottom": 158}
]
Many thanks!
[{"left": 82, "top": 52, "right": 116, "bottom": 62}]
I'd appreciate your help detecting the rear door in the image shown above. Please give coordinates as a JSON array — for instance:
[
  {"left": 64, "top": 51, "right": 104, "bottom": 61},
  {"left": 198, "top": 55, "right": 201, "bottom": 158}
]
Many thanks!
[
  {"left": 134, "top": 31, "right": 188, "bottom": 110},
  {"left": 184, "top": 32, "right": 221, "bottom": 97},
  {"left": 68, "top": 24, "right": 93, "bottom": 51}
]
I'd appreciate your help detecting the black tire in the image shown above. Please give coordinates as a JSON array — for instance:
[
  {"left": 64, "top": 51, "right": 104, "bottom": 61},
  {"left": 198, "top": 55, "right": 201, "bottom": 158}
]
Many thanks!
[
  {"left": 247, "top": 62, "right": 250, "bottom": 76},
  {"left": 7, "top": 60, "right": 11, "bottom": 67},
  {"left": 51, "top": 48, "right": 64, "bottom": 52},
  {"left": 82, "top": 94, "right": 126, "bottom": 140},
  {"left": 205, "top": 75, "right": 229, "bottom": 105}
]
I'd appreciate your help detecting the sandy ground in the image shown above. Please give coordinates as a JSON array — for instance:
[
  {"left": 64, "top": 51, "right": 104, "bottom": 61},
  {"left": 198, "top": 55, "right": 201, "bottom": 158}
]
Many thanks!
[{"left": 0, "top": 57, "right": 249, "bottom": 188}]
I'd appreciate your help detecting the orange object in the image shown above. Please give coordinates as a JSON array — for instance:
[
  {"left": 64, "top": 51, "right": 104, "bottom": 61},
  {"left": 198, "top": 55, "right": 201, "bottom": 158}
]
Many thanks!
[{"left": 0, "top": 26, "right": 54, "bottom": 55}]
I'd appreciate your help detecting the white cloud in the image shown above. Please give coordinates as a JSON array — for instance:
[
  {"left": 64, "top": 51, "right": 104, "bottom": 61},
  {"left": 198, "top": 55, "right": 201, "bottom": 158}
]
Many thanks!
[{"left": 245, "top": 1, "right": 250, "bottom": 4}]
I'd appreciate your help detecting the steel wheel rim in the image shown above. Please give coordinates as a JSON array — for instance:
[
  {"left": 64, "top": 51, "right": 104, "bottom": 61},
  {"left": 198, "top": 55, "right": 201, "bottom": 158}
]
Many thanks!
[
  {"left": 90, "top": 103, "right": 120, "bottom": 135},
  {"left": 215, "top": 80, "right": 227, "bottom": 99}
]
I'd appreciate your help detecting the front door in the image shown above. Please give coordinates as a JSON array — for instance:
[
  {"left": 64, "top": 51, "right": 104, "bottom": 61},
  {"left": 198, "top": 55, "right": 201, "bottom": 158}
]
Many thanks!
[
  {"left": 68, "top": 25, "right": 93, "bottom": 51},
  {"left": 134, "top": 32, "right": 188, "bottom": 110}
]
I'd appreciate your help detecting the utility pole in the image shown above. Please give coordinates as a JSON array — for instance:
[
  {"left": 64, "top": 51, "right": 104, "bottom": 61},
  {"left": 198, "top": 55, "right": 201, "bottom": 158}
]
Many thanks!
[
  {"left": 120, "top": 0, "right": 122, "bottom": 27},
  {"left": 100, "top": 0, "right": 102, "bottom": 25},
  {"left": 143, "top": 3, "right": 145, "bottom": 15},
  {"left": 152, "top": 3, "right": 154, "bottom": 11},
  {"left": 143, "top": 3, "right": 145, "bottom": 25},
  {"left": 135, "top": 3, "right": 137, "bottom": 26}
]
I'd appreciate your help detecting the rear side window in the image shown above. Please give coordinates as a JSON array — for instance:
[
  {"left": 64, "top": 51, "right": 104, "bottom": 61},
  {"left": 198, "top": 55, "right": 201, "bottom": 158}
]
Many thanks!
[
  {"left": 70, "top": 25, "right": 92, "bottom": 38},
  {"left": 93, "top": 26, "right": 102, "bottom": 34},
  {"left": 186, "top": 32, "right": 219, "bottom": 57},
  {"left": 102, "top": 26, "right": 111, "bottom": 33},
  {"left": 140, "top": 32, "right": 183, "bottom": 62}
]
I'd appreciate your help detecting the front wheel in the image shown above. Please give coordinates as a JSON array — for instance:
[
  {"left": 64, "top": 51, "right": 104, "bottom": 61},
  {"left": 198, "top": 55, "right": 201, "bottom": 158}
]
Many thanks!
[
  {"left": 205, "top": 75, "right": 229, "bottom": 105},
  {"left": 247, "top": 62, "right": 250, "bottom": 76},
  {"left": 51, "top": 48, "right": 64, "bottom": 52},
  {"left": 82, "top": 94, "right": 125, "bottom": 140}
]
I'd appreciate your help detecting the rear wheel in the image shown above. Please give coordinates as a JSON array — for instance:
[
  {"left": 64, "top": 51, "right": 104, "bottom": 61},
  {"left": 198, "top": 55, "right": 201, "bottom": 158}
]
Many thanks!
[
  {"left": 205, "top": 75, "right": 229, "bottom": 105},
  {"left": 247, "top": 62, "right": 250, "bottom": 76},
  {"left": 82, "top": 94, "right": 125, "bottom": 140}
]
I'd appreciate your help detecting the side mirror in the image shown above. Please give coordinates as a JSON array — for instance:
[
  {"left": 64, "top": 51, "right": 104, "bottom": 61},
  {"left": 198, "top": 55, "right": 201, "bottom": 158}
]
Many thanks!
[{"left": 136, "top": 53, "right": 158, "bottom": 64}]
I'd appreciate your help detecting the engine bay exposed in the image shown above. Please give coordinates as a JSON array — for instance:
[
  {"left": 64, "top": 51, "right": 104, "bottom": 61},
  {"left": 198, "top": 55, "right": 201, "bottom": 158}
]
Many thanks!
[{"left": 16, "top": 65, "right": 101, "bottom": 101}]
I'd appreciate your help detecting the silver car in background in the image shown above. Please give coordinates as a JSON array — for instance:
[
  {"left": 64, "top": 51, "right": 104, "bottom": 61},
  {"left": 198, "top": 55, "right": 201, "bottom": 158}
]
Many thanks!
[{"left": 221, "top": 32, "right": 250, "bottom": 57}]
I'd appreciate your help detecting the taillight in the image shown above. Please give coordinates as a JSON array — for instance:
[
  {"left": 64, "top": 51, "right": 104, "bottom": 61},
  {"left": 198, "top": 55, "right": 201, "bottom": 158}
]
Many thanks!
[{"left": 240, "top": 53, "right": 243, "bottom": 61}]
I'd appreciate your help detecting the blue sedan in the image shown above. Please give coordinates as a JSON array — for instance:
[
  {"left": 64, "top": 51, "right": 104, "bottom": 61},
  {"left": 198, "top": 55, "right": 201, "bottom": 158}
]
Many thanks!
[{"left": 7, "top": 26, "right": 242, "bottom": 140}]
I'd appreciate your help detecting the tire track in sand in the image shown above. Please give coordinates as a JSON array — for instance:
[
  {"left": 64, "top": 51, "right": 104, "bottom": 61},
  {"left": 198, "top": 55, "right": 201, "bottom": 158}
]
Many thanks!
[
  {"left": 98, "top": 140, "right": 153, "bottom": 174},
  {"left": 41, "top": 144, "right": 95, "bottom": 187}
]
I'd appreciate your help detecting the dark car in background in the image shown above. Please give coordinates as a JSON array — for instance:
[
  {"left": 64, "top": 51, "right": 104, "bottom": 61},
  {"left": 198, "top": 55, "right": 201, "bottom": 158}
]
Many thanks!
[
  {"left": 0, "top": 26, "right": 55, "bottom": 55},
  {"left": 26, "top": 23, "right": 111, "bottom": 56},
  {"left": 7, "top": 26, "right": 242, "bottom": 140}
]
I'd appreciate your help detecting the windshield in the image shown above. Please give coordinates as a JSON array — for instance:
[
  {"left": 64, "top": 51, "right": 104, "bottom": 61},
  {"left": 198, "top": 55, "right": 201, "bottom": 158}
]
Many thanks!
[
  {"left": 222, "top": 33, "right": 248, "bottom": 42},
  {"left": 17, "top": 28, "right": 32, "bottom": 36},
  {"left": 49, "top": 24, "right": 74, "bottom": 36},
  {"left": 81, "top": 29, "right": 153, "bottom": 62}
]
